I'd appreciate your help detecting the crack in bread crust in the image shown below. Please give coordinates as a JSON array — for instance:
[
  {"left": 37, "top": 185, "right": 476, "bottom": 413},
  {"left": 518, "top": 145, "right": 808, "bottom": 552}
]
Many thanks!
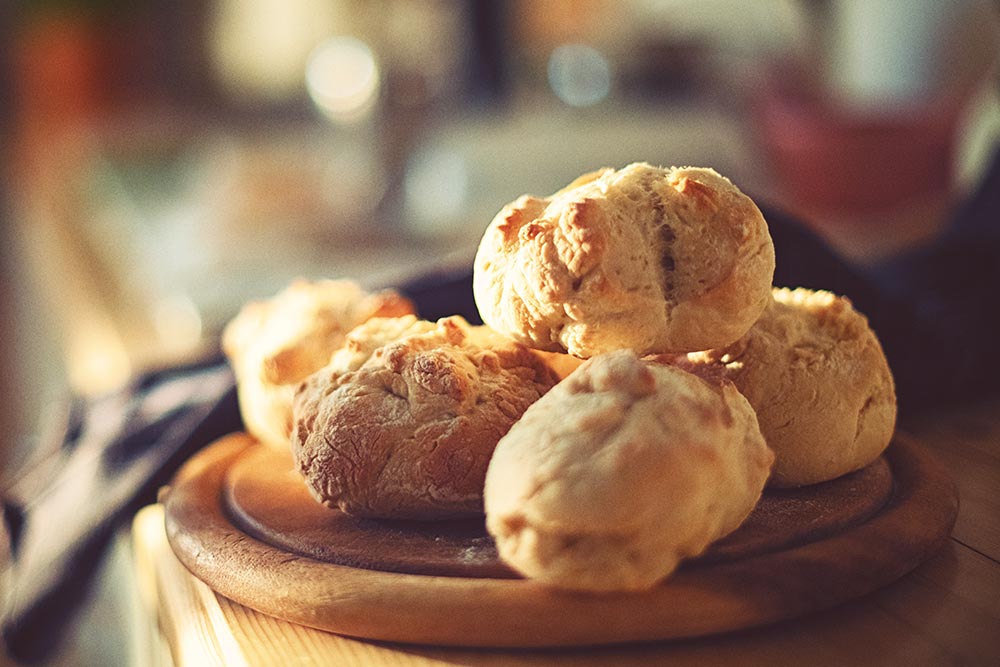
[{"left": 473, "top": 163, "right": 775, "bottom": 357}]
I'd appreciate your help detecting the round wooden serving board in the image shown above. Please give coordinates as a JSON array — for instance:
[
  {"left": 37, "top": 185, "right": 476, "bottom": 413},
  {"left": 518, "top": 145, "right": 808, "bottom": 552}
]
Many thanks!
[{"left": 164, "top": 432, "right": 958, "bottom": 648}]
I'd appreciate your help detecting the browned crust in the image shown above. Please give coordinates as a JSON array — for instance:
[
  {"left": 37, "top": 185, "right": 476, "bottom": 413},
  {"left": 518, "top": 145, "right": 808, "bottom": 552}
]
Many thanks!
[
  {"left": 473, "top": 163, "right": 775, "bottom": 357},
  {"left": 292, "top": 317, "right": 560, "bottom": 519},
  {"left": 662, "top": 288, "right": 897, "bottom": 488}
]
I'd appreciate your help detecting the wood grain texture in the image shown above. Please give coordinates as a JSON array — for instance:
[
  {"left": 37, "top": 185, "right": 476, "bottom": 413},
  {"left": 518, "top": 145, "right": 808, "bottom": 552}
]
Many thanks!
[
  {"left": 904, "top": 398, "right": 1000, "bottom": 562},
  {"left": 223, "top": 448, "right": 514, "bottom": 578},
  {"left": 223, "top": 441, "right": 892, "bottom": 576},
  {"left": 136, "top": 505, "right": 481, "bottom": 667},
  {"left": 135, "top": 510, "right": 1000, "bottom": 666},
  {"left": 162, "top": 432, "right": 957, "bottom": 648}
]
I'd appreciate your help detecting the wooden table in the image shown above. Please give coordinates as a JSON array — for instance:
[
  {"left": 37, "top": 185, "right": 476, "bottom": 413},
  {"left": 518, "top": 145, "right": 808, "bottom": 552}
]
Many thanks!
[{"left": 131, "top": 398, "right": 1000, "bottom": 666}]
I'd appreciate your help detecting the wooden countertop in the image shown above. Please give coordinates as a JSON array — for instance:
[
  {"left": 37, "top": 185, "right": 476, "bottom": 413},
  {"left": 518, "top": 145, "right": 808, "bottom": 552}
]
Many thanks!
[{"left": 132, "top": 398, "right": 1000, "bottom": 666}]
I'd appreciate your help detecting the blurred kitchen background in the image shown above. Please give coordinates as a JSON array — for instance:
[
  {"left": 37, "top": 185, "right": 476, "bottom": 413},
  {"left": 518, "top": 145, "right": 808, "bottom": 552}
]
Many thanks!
[{"left": 0, "top": 0, "right": 998, "bottom": 478}]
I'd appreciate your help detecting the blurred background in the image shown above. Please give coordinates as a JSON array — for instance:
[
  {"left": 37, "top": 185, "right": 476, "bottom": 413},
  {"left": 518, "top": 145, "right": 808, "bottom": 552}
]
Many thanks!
[
  {"left": 0, "top": 0, "right": 998, "bottom": 487},
  {"left": 0, "top": 1, "right": 998, "bottom": 664}
]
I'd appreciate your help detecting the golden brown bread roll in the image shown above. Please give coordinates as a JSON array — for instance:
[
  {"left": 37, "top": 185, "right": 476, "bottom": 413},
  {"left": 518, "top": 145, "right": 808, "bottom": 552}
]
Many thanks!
[
  {"left": 473, "top": 163, "right": 775, "bottom": 357},
  {"left": 484, "top": 350, "right": 773, "bottom": 592},
  {"left": 222, "top": 279, "right": 413, "bottom": 450},
  {"left": 661, "top": 287, "right": 897, "bottom": 487},
  {"left": 292, "top": 316, "right": 560, "bottom": 519}
]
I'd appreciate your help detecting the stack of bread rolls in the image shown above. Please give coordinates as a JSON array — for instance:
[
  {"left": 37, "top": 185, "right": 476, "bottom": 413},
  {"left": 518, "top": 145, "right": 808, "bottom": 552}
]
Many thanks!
[{"left": 223, "top": 162, "right": 897, "bottom": 593}]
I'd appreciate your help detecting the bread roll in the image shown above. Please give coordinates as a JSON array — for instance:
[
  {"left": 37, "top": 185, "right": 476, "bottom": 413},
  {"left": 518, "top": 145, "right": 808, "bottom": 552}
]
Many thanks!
[
  {"left": 293, "top": 316, "right": 560, "bottom": 519},
  {"left": 222, "top": 279, "right": 413, "bottom": 450},
  {"left": 484, "top": 350, "right": 773, "bottom": 592},
  {"left": 473, "top": 163, "right": 775, "bottom": 357},
  {"left": 663, "top": 287, "right": 897, "bottom": 487}
]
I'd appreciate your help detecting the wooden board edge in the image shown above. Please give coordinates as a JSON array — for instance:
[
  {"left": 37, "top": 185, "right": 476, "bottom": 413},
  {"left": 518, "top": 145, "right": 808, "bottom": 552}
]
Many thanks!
[{"left": 162, "top": 434, "right": 959, "bottom": 648}]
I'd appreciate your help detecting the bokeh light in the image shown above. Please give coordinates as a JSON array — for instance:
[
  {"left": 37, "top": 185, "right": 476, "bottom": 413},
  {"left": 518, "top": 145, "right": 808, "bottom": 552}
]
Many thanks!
[
  {"left": 306, "top": 36, "right": 380, "bottom": 123},
  {"left": 547, "top": 43, "right": 612, "bottom": 107}
]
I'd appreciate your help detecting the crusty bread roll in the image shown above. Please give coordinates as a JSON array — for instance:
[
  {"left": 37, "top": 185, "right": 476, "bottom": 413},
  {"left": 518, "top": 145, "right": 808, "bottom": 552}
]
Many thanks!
[
  {"left": 222, "top": 279, "right": 414, "bottom": 450},
  {"left": 484, "top": 350, "right": 773, "bottom": 592},
  {"left": 292, "top": 316, "right": 560, "bottom": 519},
  {"left": 473, "top": 163, "right": 775, "bottom": 357},
  {"left": 662, "top": 287, "right": 897, "bottom": 488}
]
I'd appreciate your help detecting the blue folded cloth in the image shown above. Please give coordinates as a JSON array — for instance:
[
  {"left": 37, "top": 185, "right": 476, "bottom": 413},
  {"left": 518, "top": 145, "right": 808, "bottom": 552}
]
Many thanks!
[
  {"left": 2, "top": 151, "right": 998, "bottom": 661},
  {"left": 0, "top": 266, "right": 482, "bottom": 662},
  {"left": 1, "top": 359, "right": 239, "bottom": 663}
]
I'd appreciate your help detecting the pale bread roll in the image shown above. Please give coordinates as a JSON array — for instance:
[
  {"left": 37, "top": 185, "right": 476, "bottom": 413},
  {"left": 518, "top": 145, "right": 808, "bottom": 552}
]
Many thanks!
[
  {"left": 473, "top": 163, "right": 775, "bottom": 357},
  {"left": 222, "top": 279, "right": 413, "bottom": 450},
  {"left": 664, "top": 287, "right": 897, "bottom": 487},
  {"left": 484, "top": 350, "right": 773, "bottom": 592}
]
